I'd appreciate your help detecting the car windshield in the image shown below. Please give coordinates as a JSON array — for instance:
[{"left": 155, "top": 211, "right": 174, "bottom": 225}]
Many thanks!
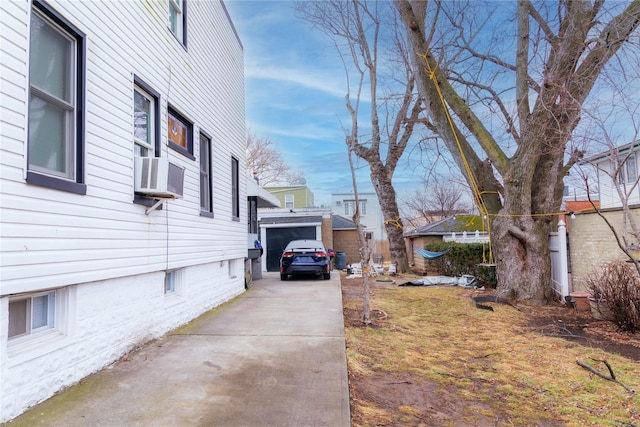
[{"left": 285, "top": 240, "right": 325, "bottom": 252}]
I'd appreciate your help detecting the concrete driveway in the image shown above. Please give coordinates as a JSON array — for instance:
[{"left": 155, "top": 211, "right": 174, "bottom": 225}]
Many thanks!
[{"left": 6, "top": 272, "right": 350, "bottom": 427}]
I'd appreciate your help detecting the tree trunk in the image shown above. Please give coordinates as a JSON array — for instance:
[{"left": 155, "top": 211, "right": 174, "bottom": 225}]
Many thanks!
[
  {"left": 491, "top": 215, "right": 553, "bottom": 303},
  {"left": 370, "top": 163, "right": 410, "bottom": 273}
]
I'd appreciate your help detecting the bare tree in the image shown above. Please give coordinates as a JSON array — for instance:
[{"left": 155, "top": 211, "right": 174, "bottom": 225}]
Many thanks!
[
  {"left": 246, "top": 132, "right": 304, "bottom": 186},
  {"left": 401, "top": 179, "right": 470, "bottom": 228},
  {"left": 347, "top": 145, "right": 373, "bottom": 324},
  {"left": 296, "top": 0, "right": 423, "bottom": 273},
  {"left": 395, "top": 0, "right": 640, "bottom": 303},
  {"left": 578, "top": 98, "right": 640, "bottom": 274}
]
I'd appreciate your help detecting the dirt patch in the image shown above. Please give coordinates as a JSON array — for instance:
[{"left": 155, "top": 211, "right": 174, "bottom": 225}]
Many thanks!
[{"left": 342, "top": 273, "right": 640, "bottom": 426}]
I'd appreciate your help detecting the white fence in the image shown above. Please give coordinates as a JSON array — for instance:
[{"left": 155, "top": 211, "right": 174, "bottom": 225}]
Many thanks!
[
  {"left": 443, "top": 230, "right": 490, "bottom": 244},
  {"left": 549, "top": 221, "right": 570, "bottom": 298}
]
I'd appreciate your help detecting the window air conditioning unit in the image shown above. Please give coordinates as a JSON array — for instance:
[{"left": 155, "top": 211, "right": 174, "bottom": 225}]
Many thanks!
[{"left": 134, "top": 156, "right": 184, "bottom": 198}]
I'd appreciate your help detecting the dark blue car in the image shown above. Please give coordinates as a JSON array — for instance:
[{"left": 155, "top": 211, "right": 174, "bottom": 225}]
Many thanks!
[{"left": 280, "top": 239, "right": 331, "bottom": 280}]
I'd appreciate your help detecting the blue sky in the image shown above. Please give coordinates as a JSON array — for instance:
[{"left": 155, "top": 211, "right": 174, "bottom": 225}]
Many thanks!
[
  {"left": 225, "top": 1, "right": 640, "bottom": 209},
  {"left": 225, "top": 0, "right": 425, "bottom": 206}
]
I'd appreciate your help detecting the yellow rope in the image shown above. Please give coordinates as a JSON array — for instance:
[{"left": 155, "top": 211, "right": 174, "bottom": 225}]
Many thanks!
[
  {"left": 419, "top": 52, "right": 494, "bottom": 263},
  {"left": 384, "top": 217, "right": 404, "bottom": 228},
  {"left": 417, "top": 52, "right": 599, "bottom": 261}
]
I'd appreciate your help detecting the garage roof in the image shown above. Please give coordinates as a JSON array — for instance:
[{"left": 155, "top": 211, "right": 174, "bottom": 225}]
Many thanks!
[{"left": 260, "top": 215, "right": 322, "bottom": 225}]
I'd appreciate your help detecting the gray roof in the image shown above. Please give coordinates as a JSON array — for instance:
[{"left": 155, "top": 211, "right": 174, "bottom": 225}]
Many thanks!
[
  {"left": 332, "top": 215, "right": 356, "bottom": 230},
  {"left": 582, "top": 140, "right": 640, "bottom": 163},
  {"left": 405, "top": 215, "right": 485, "bottom": 237}
]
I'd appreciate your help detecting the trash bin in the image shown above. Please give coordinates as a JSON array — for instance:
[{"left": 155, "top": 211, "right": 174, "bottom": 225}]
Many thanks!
[
  {"left": 251, "top": 257, "right": 262, "bottom": 280},
  {"left": 335, "top": 252, "right": 347, "bottom": 270}
]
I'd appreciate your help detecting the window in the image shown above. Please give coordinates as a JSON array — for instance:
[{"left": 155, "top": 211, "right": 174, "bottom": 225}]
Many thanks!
[
  {"left": 344, "top": 200, "right": 366, "bottom": 216},
  {"left": 617, "top": 154, "right": 637, "bottom": 185},
  {"left": 248, "top": 198, "right": 258, "bottom": 233},
  {"left": 231, "top": 156, "right": 240, "bottom": 220},
  {"left": 200, "top": 133, "right": 213, "bottom": 216},
  {"left": 8, "top": 291, "right": 56, "bottom": 339},
  {"left": 165, "top": 270, "right": 177, "bottom": 294},
  {"left": 167, "top": 107, "right": 193, "bottom": 158},
  {"left": 285, "top": 194, "right": 294, "bottom": 209},
  {"left": 168, "top": 0, "right": 186, "bottom": 45},
  {"left": 27, "top": 0, "right": 86, "bottom": 194},
  {"left": 133, "top": 79, "right": 160, "bottom": 157},
  {"left": 344, "top": 201, "right": 355, "bottom": 216}
]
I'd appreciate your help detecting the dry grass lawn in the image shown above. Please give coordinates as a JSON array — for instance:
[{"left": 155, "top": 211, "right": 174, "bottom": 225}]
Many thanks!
[{"left": 342, "top": 274, "right": 640, "bottom": 427}]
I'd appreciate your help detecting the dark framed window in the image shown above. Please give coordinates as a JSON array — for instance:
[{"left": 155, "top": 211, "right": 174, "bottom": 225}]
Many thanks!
[
  {"left": 231, "top": 156, "right": 240, "bottom": 220},
  {"left": 133, "top": 77, "right": 160, "bottom": 158},
  {"left": 168, "top": 0, "right": 187, "bottom": 46},
  {"left": 199, "top": 132, "right": 213, "bottom": 216},
  {"left": 27, "top": 0, "right": 86, "bottom": 195},
  {"left": 167, "top": 106, "right": 193, "bottom": 159},
  {"left": 248, "top": 197, "right": 258, "bottom": 233}
]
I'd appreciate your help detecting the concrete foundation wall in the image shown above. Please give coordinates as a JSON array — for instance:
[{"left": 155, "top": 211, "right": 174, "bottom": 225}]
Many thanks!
[{"left": 1, "top": 262, "right": 244, "bottom": 422}]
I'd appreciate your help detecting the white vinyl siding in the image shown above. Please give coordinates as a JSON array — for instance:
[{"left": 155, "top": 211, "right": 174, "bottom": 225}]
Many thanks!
[
  {"left": 1, "top": 0, "right": 246, "bottom": 421},
  {"left": 1, "top": 0, "right": 246, "bottom": 294}
]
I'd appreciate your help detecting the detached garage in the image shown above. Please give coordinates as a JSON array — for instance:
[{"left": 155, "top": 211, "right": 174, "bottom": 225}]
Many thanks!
[
  {"left": 257, "top": 207, "right": 338, "bottom": 272},
  {"left": 260, "top": 216, "right": 324, "bottom": 271}
]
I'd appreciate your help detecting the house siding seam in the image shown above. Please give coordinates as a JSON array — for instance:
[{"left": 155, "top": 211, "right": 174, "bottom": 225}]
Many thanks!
[{"left": 0, "top": 0, "right": 246, "bottom": 422}]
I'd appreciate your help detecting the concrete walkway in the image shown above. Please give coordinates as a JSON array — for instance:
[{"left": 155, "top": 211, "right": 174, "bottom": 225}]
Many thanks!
[{"left": 7, "top": 272, "right": 350, "bottom": 427}]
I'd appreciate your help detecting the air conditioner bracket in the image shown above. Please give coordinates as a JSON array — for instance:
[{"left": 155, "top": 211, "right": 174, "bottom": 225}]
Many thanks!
[{"left": 146, "top": 198, "right": 167, "bottom": 215}]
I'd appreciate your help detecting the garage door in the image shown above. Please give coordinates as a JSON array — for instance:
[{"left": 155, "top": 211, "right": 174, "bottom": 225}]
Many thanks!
[{"left": 266, "top": 227, "right": 317, "bottom": 271}]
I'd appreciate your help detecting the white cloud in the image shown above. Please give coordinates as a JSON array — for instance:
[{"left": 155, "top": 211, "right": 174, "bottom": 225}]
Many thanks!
[{"left": 245, "top": 65, "right": 347, "bottom": 98}]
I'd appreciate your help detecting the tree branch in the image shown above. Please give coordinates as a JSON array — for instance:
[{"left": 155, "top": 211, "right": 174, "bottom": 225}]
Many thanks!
[
  {"left": 516, "top": 0, "right": 531, "bottom": 122},
  {"left": 576, "top": 359, "right": 635, "bottom": 394}
]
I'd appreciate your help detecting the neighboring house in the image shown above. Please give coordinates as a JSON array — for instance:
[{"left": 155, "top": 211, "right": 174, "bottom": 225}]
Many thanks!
[
  {"left": 331, "top": 192, "right": 390, "bottom": 263},
  {"left": 0, "top": 1, "right": 246, "bottom": 422},
  {"left": 405, "top": 215, "right": 489, "bottom": 273},
  {"left": 264, "top": 185, "right": 315, "bottom": 209},
  {"left": 566, "top": 142, "right": 640, "bottom": 293},
  {"left": 584, "top": 140, "right": 640, "bottom": 209}
]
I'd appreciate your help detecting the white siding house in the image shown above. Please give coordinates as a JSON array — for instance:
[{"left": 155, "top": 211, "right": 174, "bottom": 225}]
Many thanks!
[
  {"left": 587, "top": 141, "right": 640, "bottom": 209},
  {"left": 0, "top": 0, "right": 246, "bottom": 422},
  {"left": 331, "top": 192, "right": 390, "bottom": 261}
]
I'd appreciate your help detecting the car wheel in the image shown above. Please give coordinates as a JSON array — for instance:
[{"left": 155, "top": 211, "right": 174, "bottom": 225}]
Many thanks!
[
  {"left": 280, "top": 273, "right": 288, "bottom": 281},
  {"left": 323, "top": 273, "right": 330, "bottom": 280}
]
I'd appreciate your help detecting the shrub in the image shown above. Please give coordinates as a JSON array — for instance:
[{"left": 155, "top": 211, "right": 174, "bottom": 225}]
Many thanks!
[
  {"left": 585, "top": 261, "right": 640, "bottom": 332},
  {"left": 424, "top": 242, "right": 497, "bottom": 288}
]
